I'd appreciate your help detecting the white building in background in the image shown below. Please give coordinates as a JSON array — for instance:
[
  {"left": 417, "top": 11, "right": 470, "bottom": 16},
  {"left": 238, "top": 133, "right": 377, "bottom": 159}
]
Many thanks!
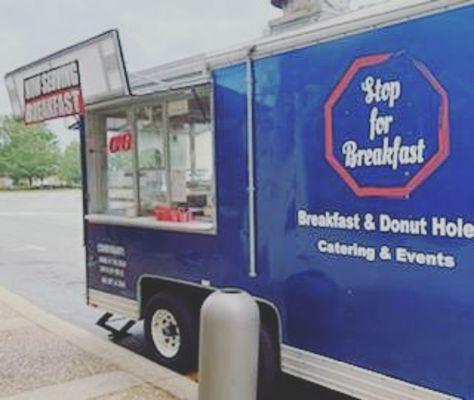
[
  {"left": 0, "top": 176, "right": 13, "bottom": 189},
  {"left": 31, "top": 176, "right": 66, "bottom": 188}
]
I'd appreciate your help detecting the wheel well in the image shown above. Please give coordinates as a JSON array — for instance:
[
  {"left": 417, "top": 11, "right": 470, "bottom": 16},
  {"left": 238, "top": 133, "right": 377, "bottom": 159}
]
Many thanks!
[
  {"left": 139, "top": 277, "right": 282, "bottom": 349},
  {"left": 140, "top": 277, "right": 211, "bottom": 318}
]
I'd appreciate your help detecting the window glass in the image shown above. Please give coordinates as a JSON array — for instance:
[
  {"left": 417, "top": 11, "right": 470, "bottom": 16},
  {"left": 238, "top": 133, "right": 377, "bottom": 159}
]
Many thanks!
[
  {"left": 167, "top": 87, "right": 214, "bottom": 222},
  {"left": 105, "top": 112, "right": 135, "bottom": 216},
  {"left": 135, "top": 105, "right": 167, "bottom": 215},
  {"left": 88, "top": 84, "right": 215, "bottom": 231}
]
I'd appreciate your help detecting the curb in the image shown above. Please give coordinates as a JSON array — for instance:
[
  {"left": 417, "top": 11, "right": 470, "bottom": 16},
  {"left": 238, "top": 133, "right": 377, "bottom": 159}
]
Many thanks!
[{"left": 0, "top": 286, "right": 198, "bottom": 400}]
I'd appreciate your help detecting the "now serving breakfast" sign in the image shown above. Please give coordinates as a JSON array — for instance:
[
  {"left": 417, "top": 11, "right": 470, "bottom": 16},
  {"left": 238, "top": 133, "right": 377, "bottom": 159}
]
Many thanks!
[{"left": 23, "top": 61, "right": 85, "bottom": 124}]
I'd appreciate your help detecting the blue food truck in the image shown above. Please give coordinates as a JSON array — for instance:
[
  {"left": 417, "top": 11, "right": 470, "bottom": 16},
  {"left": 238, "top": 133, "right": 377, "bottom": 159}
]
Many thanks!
[{"left": 5, "top": 0, "right": 474, "bottom": 398}]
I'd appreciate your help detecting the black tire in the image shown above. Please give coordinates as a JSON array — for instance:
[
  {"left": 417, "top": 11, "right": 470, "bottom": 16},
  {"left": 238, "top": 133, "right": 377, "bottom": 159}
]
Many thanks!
[
  {"left": 258, "top": 323, "right": 280, "bottom": 400},
  {"left": 144, "top": 292, "right": 198, "bottom": 373}
]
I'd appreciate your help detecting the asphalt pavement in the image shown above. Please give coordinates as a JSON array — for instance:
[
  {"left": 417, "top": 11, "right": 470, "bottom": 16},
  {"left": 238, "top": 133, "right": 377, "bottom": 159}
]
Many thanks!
[
  {"left": 0, "top": 189, "right": 351, "bottom": 400},
  {"left": 0, "top": 190, "right": 103, "bottom": 333}
]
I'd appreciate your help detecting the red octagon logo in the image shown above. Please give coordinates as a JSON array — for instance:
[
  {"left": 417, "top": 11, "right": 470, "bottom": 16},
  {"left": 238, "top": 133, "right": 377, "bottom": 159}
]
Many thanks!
[{"left": 324, "top": 53, "right": 450, "bottom": 198}]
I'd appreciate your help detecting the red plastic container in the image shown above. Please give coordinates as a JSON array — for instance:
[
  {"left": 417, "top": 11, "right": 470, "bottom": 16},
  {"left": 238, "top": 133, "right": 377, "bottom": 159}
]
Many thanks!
[
  {"left": 154, "top": 206, "right": 193, "bottom": 223},
  {"left": 154, "top": 207, "right": 172, "bottom": 221}
]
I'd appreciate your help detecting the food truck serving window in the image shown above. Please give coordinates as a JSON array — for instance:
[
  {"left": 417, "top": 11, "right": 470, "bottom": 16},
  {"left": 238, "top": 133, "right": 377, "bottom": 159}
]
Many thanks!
[{"left": 86, "top": 85, "right": 216, "bottom": 234}]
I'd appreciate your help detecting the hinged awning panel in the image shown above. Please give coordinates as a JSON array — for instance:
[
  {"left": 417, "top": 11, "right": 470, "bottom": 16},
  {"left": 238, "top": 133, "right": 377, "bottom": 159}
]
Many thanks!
[{"left": 5, "top": 30, "right": 131, "bottom": 119}]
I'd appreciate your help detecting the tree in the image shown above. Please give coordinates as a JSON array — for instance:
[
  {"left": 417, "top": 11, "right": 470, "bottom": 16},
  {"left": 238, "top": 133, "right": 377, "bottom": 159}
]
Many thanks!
[
  {"left": 58, "top": 141, "right": 81, "bottom": 185},
  {"left": 0, "top": 117, "right": 60, "bottom": 187},
  {"left": 0, "top": 132, "right": 9, "bottom": 175}
]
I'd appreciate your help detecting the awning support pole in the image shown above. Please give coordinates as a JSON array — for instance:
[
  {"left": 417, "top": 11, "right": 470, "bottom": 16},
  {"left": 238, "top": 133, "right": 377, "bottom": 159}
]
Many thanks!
[{"left": 246, "top": 46, "right": 257, "bottom": 278}]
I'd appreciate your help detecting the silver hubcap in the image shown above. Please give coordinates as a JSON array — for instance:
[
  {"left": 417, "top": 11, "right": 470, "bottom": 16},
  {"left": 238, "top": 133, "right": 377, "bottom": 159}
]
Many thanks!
[{"left": 151, "top": 309, "right": 181, "bottom": 358}]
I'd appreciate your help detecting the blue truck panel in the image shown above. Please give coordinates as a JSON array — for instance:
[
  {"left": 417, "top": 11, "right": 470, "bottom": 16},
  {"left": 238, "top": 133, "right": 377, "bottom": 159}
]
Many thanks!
[
  {"left": 87, "top": 4, "right": 474, "bottom": 398},
  {"left": 253, "top": 4, "right": 474, "bottom": 397}
]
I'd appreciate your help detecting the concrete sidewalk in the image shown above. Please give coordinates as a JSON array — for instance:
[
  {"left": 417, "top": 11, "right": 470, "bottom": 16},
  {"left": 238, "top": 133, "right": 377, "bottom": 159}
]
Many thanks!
[{"left": 0, "top": 287, "right": 198, "bottom": 400}]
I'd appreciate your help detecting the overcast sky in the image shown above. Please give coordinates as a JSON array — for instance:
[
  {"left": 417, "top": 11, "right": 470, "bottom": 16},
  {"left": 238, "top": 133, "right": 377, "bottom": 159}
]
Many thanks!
[
  {"left": 0, "top": 0, "right": 282, "bottom": 144},
  {"left": 0, "top": 0, "right": 382, "bottom": 146}
]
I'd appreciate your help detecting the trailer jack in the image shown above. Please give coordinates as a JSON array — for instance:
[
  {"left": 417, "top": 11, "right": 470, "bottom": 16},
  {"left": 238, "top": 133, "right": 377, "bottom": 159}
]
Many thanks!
[{"left": 96, "top": 312, "right": 136, "bottom": 340}]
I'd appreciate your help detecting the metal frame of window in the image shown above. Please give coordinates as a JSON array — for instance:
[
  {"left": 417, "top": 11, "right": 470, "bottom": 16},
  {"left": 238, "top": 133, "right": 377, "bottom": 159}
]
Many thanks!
[{"left": 86, "top": 83, "right": 217, "bottom": 235}]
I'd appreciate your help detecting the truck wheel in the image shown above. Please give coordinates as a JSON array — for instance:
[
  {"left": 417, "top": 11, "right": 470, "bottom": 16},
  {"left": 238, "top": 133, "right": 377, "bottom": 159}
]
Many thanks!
[
  {"left": 144, "top": 292, "right": 198, "bottom": 373},
  {"left": 258, "top": 323, "right": 280, "bottom": 400}
]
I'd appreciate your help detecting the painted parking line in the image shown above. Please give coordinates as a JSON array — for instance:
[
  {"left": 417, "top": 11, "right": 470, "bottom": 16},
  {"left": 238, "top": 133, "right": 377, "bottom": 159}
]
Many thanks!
[
  {"left": 0, "top": 212, "right": 77, "bottom": 217},
  {"left": 10, "top": 244, "right": 47, "bottom": 252}
]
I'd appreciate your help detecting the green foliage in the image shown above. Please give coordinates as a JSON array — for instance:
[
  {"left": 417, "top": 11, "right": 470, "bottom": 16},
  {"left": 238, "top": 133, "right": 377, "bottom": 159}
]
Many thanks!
[
  {"left": 0, "top": 140, "right": 8, "bottom": 175},
  {"left": 58, "top": 141, "right": 81, "bottom": 185},
  {"left": 0, "top": 117, "right": 60, "bottom": 186},
  {"left": 139, "top": 148, "right": 163, "bottom": 169},
  {"left": 109, "top": 151, "right": 134, "bottom": 172}
]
